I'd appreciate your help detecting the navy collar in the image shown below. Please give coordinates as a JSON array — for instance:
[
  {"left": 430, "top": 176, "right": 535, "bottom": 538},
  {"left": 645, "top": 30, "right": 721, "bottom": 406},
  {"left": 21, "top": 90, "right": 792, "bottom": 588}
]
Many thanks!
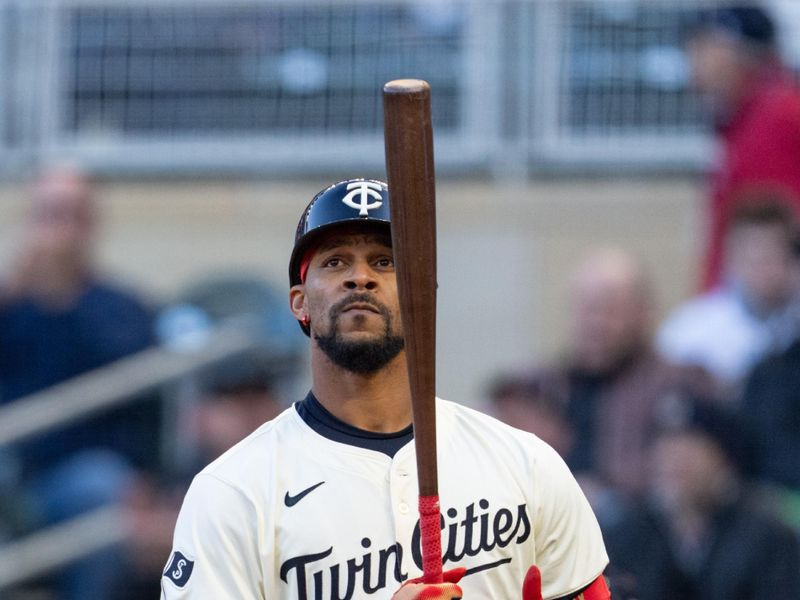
[{"left": 295, "top": 392, "right": 413, "bottom": 458}]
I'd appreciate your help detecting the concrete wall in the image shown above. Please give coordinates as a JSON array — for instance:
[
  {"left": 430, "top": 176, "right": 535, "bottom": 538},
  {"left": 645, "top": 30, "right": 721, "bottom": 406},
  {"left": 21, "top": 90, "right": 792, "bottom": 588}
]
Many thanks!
[{"left": 0, "top": 176, "right": 704, "bottom": 407}]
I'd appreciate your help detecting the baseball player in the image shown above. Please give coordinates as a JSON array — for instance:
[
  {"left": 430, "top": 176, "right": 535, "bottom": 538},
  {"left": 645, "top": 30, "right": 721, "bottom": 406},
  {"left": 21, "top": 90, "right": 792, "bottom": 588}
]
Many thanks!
[{"left": 161, "top": 179, "right": 610, "bottom": 599}]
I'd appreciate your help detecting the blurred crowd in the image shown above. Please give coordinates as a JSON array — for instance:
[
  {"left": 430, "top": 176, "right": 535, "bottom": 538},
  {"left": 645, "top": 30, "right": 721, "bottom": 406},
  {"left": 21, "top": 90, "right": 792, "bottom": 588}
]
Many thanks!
[
  {"left": 0, "top": 165, "right": 296, "bottom": 599},
  {"left": 487, "top": 5, "right": 800, "bottom": 598},
  {"left": 0, "top": 3, "right": 799, "bottom": 600},
  {"left": 488, "top": 226, "right": 800, "bottom": 598}
]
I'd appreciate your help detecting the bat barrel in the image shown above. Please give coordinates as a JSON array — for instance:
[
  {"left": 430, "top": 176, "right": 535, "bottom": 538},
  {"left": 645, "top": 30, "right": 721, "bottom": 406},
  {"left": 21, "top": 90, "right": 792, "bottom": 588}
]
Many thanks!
[
  {"left": 382, "top": 79, "right": 437, "bottom": 497},
  {"left": 383, "top": 79, "right": 442, "bottom": 584}
]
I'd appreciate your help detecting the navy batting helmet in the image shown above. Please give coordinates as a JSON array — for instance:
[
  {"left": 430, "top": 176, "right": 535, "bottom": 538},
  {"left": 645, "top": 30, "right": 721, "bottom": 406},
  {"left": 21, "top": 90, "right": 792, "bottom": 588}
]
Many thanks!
[{"left": 289, "top": 178, "right": 391, "bottom": 334}]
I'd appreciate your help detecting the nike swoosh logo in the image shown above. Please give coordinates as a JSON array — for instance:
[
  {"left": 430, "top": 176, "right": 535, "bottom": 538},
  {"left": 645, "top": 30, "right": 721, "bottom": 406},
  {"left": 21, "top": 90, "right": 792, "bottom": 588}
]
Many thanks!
[
  {"left": 464, "top": 557, "right": 512, "bottom": 575},
  {"left": 284, "top": 481, "right": 325, "bottom": 507}
]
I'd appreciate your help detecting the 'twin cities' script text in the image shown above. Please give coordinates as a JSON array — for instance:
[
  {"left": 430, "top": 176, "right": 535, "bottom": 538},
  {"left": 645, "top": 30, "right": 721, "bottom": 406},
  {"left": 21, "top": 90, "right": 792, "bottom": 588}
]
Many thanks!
[{"left": 280, "top": 499, "right": 531, "bottom": 599}]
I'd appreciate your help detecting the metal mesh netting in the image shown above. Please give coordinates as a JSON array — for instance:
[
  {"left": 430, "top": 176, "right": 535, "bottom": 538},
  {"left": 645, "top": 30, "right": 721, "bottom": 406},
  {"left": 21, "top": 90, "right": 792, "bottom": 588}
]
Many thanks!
[
  {"left": 0, "top": 0, "right": 794, "bottom": 172},
  {"left": 66, "top": 4, "right": 464, "bottom": 135},
  {"left": 563, "top": 1, "right": 705, "bottom": 135}
]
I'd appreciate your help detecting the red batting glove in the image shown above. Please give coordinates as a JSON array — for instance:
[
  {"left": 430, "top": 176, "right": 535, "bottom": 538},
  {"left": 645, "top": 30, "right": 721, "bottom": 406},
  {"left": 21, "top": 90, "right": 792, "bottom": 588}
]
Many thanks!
[
  {"left": 392, "top": 567, "right": 466, "bottom": 600},
  {"left": 522, "top": 565, "right": 543, "bottom": 600},
  {"left": 523, "top": 566, "right": 611, "bottom": 600}
]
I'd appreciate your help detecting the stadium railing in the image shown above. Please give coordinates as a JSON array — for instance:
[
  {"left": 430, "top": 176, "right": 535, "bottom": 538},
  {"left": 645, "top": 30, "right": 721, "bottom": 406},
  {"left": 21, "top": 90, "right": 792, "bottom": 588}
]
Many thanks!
[{"left": 0, "top": 323, "right": 299, "bottom": 591}]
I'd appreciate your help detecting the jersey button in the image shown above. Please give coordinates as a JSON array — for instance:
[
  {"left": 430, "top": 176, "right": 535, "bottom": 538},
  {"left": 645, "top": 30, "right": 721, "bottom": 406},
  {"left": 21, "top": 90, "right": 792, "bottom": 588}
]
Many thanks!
[{"left": 398, "top": 502, "right": 410, "bottom": 514}]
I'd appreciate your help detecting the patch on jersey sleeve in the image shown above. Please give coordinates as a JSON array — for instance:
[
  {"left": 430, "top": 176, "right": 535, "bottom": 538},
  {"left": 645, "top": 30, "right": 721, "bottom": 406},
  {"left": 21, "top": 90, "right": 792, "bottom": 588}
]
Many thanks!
[{"left": 163, "top": 551, "right": 195, "bottom": 588}]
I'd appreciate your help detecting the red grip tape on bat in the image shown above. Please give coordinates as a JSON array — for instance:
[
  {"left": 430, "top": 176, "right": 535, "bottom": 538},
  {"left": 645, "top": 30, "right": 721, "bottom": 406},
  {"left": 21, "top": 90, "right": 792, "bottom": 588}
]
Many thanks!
[{"left": 418, "top": 495, "right": 444, "bottom": 584}]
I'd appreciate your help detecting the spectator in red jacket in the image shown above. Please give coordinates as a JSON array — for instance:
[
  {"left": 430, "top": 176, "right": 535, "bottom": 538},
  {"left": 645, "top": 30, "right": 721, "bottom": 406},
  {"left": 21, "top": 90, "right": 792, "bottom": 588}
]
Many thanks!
[{"left": 685, "top": 5, "right": 800, "bottom": 287}]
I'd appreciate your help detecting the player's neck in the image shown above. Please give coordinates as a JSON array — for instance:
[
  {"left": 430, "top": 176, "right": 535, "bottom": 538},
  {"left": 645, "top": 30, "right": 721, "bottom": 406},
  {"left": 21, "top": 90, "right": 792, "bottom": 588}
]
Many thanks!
[{"left": 310, "top": 351, "right": 413, "bottom": 433}]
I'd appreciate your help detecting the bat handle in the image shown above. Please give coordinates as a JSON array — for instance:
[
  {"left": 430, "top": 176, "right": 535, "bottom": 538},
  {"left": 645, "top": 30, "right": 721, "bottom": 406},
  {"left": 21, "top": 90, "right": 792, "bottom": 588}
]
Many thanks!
[{"left": 418, "top": 495, "right": 444, "bottom": 583}]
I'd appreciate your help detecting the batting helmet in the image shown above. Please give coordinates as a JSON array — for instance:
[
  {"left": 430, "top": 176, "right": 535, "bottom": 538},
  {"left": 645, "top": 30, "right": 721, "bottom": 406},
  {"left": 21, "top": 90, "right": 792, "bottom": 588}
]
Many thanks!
[{"left": 289, "top": 178, "right": 391, "bottom": 334}]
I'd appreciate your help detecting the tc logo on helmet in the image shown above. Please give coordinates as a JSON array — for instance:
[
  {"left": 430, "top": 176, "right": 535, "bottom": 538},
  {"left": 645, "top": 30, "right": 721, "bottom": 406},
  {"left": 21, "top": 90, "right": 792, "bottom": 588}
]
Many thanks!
[{"left": 341, "top": 181, "right": 384, "bottom": 216}]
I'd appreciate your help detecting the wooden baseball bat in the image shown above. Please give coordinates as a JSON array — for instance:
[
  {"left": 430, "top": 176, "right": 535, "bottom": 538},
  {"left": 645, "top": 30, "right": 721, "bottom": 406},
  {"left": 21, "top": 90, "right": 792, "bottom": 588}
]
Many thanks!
[{"left": 382, "top": 79, "right": 442, "bottom": 584}]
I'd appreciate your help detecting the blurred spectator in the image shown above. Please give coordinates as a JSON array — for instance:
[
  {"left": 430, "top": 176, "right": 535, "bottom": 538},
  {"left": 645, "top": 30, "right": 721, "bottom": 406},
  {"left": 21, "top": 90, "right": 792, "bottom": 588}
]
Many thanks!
[
  {"left": 0, "top": 164, "right": 156, "bottom": 599},
  {"left": 684, "top": 4, "right": 800, "bottom": 287},
  {"left": 113, "top": 357, "right": 285, "bottom": 600},
  {"left": 606, "top": 396, "right": 800, "bottom": 599},
  {"left": 533, "top": 248, "right": 684, "bottom": 498},
  {"left": 0, "top": 165, "right": 157, "bottom": 464},
  {"left": 742, "top": 298, "right": 800, "bottom": 490},
  {"left": 485, "top": 368, "right": 632, "bottom": 547},
  {"left": 657, "top": 200, "right": 800, "bottom": 399},
  {"left": 485, "top": 373, "right": 573, "bottom": 459},
  {"left": 190, "top": 356, "right": 286, "bottom": 467}
]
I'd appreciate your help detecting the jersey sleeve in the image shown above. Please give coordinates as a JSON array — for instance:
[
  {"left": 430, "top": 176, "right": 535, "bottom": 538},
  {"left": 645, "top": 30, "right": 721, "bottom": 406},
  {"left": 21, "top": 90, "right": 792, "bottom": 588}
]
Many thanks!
[
  {"left": 532, "top": 443, "right": 609, "bottom": 600},
  {"left": 161, "top": 473, "right": 264, "bottom": 599}
]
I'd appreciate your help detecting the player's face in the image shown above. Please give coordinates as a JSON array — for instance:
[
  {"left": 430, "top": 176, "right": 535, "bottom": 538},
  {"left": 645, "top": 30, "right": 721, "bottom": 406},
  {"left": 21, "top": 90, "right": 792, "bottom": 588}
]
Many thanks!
[{"left": 290, "top": 228, "right": 405, "bottom": 373}]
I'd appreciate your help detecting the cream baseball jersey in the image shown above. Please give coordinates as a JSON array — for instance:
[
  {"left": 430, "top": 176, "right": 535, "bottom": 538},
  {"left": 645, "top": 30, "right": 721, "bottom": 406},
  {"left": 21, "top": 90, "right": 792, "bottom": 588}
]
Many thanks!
[{"left": 161, "top": 397, "right": 608, "bottom": 599}]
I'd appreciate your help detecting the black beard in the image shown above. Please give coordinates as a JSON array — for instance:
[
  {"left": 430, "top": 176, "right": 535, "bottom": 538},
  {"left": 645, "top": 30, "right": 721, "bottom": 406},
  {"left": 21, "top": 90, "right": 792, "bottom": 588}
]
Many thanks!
[{"left": 314, "top": 293, "right": 405, "bottom": 375}]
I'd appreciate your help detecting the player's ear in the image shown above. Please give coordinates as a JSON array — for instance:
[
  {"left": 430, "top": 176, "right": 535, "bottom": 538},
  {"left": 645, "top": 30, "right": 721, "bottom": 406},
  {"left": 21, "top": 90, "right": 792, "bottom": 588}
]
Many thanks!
[{"left": 289, "top": 285, "right": 307, "bottom": 321}]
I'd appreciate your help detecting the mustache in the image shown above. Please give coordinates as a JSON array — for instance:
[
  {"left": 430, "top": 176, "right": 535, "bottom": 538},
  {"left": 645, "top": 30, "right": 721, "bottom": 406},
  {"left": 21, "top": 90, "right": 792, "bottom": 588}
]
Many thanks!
[{"left": 329, "top": 293, "right": 389, "bottom": 320}]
